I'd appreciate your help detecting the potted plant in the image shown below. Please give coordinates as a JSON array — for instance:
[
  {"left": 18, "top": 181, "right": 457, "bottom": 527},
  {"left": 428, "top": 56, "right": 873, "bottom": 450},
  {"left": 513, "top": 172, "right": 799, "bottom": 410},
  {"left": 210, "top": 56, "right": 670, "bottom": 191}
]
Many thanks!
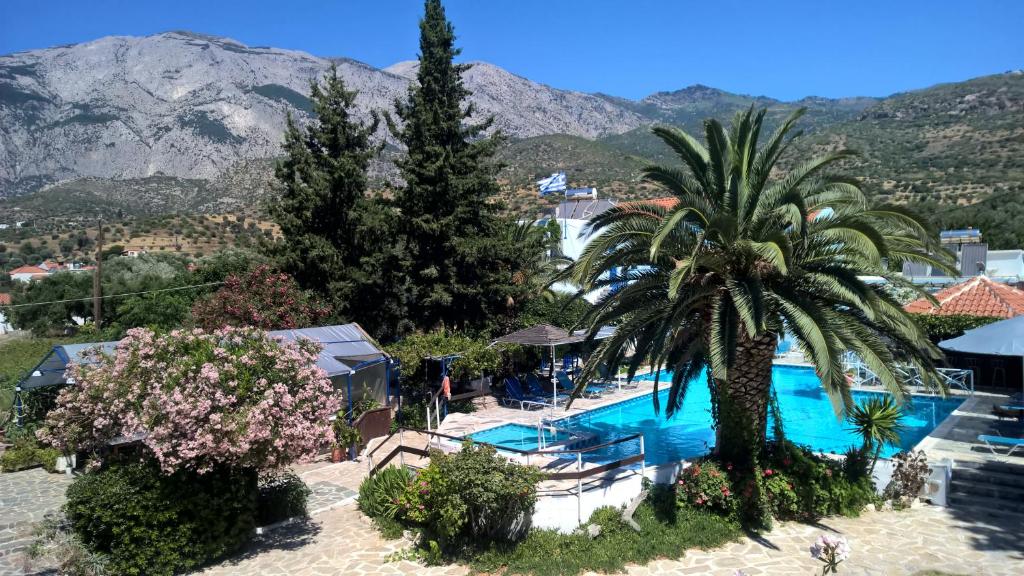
[{"left": 331, "top": 418, "right": 362, "bottom": 463}]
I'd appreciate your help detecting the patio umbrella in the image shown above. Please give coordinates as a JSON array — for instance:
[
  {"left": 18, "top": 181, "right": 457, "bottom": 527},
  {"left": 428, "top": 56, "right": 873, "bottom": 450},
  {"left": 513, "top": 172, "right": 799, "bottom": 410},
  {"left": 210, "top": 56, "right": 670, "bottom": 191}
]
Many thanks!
[
  {"left": 493, "top": 324, "right": 586, "bottom": 406},
  {"left": 939, "top": 315, "right": 1024, "bottom": 398}
]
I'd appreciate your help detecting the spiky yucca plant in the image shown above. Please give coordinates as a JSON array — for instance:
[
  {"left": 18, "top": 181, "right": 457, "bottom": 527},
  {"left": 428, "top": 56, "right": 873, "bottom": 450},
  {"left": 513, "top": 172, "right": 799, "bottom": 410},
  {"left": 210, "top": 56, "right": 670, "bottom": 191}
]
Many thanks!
[
  {"left": 846, "top": 396, "right": 906, "bottom": 473},
  {"left": 566, "top": 107, "right": 952, "bottom": 472}
]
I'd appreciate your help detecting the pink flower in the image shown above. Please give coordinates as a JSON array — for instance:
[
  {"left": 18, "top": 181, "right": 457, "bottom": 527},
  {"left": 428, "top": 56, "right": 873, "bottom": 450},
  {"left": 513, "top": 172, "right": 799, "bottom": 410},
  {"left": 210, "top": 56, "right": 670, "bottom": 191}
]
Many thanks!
[{"left": 764, "top": 469, "right": 774, "bottom": 476}]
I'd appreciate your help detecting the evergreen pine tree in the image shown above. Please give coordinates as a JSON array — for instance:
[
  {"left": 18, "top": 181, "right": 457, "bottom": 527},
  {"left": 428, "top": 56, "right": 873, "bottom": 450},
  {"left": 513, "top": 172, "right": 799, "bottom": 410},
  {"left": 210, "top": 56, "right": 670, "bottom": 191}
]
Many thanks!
[
  {"left": 272, "top": 65, "right": 395, "bottom": 329},
  {"left": 390, "top": 0, "right": 508, "bottom": 332}
]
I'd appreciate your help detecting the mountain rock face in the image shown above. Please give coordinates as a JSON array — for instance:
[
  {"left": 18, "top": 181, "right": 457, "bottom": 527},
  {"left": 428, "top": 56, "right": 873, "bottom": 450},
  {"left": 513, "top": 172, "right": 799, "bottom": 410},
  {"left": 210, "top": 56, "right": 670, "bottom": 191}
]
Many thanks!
[
  {"left": 3, "top": 31, "right": 1022, "bottom": 224},
  {"left": 0, "top": 32, "right": 645, "bottom": 196}
]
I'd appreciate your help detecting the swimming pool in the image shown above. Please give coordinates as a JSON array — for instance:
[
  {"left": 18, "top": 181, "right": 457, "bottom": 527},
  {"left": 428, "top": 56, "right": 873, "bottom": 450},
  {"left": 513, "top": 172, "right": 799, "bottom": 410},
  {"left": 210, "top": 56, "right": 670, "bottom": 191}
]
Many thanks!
[
  {"left": 469, "top": 423, "right": 575, "bottom": 452},
  {"left": 474, "top": 365, "right": 964, "bottom": 465}
]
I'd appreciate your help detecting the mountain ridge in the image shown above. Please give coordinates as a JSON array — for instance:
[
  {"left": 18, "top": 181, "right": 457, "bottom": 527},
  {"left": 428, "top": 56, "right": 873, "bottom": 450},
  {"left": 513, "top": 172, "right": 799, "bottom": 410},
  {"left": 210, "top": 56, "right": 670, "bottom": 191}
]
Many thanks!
[{"left": 2, "top": 31, "right": 1022, "bottom": 233}]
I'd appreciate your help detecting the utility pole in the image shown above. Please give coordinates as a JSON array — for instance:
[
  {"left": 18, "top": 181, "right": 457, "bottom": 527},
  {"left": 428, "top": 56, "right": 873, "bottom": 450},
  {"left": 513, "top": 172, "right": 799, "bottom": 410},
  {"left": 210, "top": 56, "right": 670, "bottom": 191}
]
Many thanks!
[{"left": 93, "top": 219, "right": 103, "bottom": 329}]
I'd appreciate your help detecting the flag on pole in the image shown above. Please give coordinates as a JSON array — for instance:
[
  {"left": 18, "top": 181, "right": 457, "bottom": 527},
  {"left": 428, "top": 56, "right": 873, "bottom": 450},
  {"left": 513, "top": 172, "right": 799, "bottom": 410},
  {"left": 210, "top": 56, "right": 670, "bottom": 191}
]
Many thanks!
[{"left": 537, "top": 172, "right": 567, "bottom": 196}]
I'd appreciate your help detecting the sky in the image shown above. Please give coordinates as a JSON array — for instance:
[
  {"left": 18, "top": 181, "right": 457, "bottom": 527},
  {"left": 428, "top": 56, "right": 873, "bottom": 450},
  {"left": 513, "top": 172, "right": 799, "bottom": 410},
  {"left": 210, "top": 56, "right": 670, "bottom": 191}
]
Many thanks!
[{"left": 1, "top": 0, "right": 1022, "bottom": 101}]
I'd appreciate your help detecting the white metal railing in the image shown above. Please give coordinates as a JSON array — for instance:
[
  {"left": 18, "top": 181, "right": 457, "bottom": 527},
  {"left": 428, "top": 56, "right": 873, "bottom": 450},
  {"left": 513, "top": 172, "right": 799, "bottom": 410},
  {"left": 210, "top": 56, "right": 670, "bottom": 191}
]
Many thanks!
[
  {"left": 842, "top": 352, "right": 974, "bottom": 394},
  {"left": 367, "top": 427, "right": 645, "bottom": 527}
]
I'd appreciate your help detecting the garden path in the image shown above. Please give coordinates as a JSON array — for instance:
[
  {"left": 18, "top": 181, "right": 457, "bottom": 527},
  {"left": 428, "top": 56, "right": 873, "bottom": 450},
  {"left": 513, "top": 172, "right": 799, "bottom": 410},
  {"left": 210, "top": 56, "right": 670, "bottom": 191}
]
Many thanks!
[{"left": 195, "top": 501, "right": 1022, "bottom": 576}]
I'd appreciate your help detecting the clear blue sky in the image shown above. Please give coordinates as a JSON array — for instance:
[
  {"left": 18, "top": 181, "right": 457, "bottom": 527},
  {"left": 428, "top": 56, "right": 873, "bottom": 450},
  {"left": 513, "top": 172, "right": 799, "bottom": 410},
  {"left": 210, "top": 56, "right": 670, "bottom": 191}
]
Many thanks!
[{"left": 1, "top": 0, "right": 1021, "bottom": 101}]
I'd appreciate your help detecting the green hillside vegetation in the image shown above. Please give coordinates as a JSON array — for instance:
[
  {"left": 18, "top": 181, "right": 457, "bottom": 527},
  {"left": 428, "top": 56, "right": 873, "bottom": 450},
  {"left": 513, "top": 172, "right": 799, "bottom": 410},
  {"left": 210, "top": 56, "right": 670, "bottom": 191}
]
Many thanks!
[{"left": 4, "top": 72, "right": 1023, "bottom": 247}]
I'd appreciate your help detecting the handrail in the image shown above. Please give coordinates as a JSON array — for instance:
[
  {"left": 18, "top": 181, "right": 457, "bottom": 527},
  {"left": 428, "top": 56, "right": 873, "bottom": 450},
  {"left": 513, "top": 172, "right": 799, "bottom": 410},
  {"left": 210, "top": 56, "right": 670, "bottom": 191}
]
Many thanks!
[
  {"left": 388, "top": 427, "right": 642, "bottom": 458},
  {"left": 842, "top": 352, "right": 974, "bottom": 395},
  {"left": 367, "top": 428, "right": 645, "bottom": 478},
  {"left": 365, "top": 426, "right": 646, "bottom": 528}
]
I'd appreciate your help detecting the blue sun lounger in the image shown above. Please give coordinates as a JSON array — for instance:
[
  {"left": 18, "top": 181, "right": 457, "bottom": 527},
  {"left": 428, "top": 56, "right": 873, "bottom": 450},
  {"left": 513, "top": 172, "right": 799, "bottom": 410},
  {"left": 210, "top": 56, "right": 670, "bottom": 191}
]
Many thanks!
[
  {"left": 554, "top": 371, "right": 609, "bottom": 398},
  {"left": 501, "top": 376, "right": 551, "bottom": 410},
  {"left": 525, "top": 373, "right": 570, "bottom": 405},
  {"left": 978, "top": 434, "right": 1024, "bottom": 458}
]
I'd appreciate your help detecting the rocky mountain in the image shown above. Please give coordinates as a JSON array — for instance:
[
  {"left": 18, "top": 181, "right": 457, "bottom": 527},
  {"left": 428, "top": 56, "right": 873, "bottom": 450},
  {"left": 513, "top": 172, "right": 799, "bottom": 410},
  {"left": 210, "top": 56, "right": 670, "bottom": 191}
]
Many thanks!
[
  {"left": 0, "top": 31, "right": 645, "bottom": 197},
  {"left": 2, "top": 31, "right": 1022, "bottom": 237}
]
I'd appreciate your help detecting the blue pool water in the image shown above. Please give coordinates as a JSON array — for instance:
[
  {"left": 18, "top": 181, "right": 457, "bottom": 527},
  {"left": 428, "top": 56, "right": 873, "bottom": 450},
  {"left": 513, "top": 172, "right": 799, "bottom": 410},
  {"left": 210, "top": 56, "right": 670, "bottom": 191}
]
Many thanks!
[
  {"left": 474, "top": 365, "right": 963, "bottom": 465},
  {"left": 469, "top": 424, "right": 573, "bottom": 452}
]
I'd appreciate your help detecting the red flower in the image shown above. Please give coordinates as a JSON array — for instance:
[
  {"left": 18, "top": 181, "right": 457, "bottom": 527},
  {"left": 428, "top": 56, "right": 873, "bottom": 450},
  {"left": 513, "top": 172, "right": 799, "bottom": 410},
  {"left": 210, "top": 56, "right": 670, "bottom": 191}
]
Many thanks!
[{"left": 764, "top": 468, "right": 774, "bottom": 476}]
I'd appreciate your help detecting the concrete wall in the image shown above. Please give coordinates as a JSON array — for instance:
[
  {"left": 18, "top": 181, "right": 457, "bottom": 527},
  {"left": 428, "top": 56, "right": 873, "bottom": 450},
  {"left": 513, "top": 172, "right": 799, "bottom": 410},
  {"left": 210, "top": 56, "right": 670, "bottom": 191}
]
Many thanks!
[{"left": 531, "top": 473, "right": 643, "bottom": 533}]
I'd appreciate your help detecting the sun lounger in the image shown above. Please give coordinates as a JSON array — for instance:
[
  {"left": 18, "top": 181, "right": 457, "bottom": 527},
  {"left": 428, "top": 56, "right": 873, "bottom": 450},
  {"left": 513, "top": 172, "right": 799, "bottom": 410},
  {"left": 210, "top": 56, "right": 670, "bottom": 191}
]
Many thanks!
[
  {"left": 978, "top": 434, "right": 1024, "bottom": 457},
  {"left": 992, "top": 405, "right": 1024, "bottom": 421},
  {"left": 554, "top": 371, "right": 608, "bottom": 398},
  {"left": 500, "top": 376, "right": 552, "bottom": 410},
  {"left": 596, "top": 364, "right": 638, "bottom": 390},
  {"left": 525, "top": 373, "right": 571, "bottom": 405}
]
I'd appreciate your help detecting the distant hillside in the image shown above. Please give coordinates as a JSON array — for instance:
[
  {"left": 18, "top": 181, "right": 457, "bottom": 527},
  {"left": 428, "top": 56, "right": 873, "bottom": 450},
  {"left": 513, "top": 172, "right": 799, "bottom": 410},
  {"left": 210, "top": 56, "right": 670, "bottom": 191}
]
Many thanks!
[
  {"left": 0, "top": 31, "right": 644, "bottom": 197},
  {"left": 2, "top": 31, "right": 1023, "bottom": 247}
]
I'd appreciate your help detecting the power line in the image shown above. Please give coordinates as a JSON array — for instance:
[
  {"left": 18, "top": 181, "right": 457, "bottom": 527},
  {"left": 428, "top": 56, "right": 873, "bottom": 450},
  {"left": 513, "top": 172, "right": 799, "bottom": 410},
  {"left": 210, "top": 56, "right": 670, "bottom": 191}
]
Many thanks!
[{"left": 0, "top": 281, "right": 224, "bottom": 310}]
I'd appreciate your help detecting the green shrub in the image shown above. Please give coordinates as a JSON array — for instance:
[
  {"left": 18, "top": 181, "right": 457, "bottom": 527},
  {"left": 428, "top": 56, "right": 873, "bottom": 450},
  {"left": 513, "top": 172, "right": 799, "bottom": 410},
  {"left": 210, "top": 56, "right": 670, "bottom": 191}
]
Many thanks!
[
  {"left": 359, "top": 465, "right": 414, "bottom": 520},
  {"left": 0, "top": 444, "right": 41, "bottom": 472},
  {"left": 0, "top": 436, "right": 61, "bottom": 473},
  {"left": 400, "top": 442, "right": 543, "bottom": 550},
  {"left": 765, "top": 441, "right": 876, "bottom": 520},
  {"left": 64, "top": 461, "right": 258, "bottom": 576},
  {"left": 469, "top": 488, "right": 741, "bottom": 576},
  {"left": 675, "top": 461, "right": 737, "bottom": 517},
  {"left": 36, "top": 447, "right": 61, "bottom": 473},
  {"left": 677, "top": 442, "right": 877, "bottom": 526},
  {"left": 256, "top": 471, "right": 311, "bottom": 526}
]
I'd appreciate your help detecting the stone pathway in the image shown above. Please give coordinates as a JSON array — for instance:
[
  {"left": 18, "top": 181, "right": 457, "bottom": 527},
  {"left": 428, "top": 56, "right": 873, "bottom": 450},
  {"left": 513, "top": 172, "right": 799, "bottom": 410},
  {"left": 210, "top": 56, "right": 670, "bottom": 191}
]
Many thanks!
[
  {"left": 200, "top": 503, "right": 463, "bottom": 576},
  {"left": 0, "top": 468, "right": 74, "bottom": 576},
  {"left": 194, "top": 501, "right": 1022, "bottom": 576}
]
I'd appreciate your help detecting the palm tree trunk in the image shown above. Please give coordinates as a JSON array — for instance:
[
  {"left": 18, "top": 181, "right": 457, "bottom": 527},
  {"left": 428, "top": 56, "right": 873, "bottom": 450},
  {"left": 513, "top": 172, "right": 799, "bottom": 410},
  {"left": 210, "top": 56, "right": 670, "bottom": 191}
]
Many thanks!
[{"left": 712, "top": 331, "right": 777, "bottom": 470}]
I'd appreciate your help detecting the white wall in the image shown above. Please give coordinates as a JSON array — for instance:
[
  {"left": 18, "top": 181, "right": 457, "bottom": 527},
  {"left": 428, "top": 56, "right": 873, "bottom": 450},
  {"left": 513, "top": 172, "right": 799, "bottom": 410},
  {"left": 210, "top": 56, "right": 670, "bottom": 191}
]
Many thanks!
[{"left": 986, "top": 250, "right": 1024, "bottom": 280}]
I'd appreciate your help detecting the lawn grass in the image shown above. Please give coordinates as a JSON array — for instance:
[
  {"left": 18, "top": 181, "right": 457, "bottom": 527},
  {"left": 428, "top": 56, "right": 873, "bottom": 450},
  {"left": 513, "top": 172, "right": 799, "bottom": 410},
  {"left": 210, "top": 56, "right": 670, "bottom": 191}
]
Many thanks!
[{"left": 466, "top": 488, "right": 741, "bottom": 576}]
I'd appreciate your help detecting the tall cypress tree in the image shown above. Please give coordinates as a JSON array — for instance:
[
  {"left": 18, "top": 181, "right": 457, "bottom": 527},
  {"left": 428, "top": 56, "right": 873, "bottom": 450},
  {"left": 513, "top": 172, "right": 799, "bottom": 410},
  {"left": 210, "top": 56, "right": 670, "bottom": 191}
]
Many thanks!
[
  {"left": 272, "top": 65, "right": 380, "bottom": 322},
  {"left": 390, "top": 0, "right": 507, "bottom": 332}
]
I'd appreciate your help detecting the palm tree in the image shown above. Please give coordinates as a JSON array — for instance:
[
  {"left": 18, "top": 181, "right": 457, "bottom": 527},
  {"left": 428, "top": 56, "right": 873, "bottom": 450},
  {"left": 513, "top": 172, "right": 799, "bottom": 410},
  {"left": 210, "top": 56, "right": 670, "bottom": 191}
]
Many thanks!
[
  {"left": 565, "top": 107, "right": 953, "bottom": 472},
  {"left": 846, "top": 396, "right": 905, "bottom": 474}
]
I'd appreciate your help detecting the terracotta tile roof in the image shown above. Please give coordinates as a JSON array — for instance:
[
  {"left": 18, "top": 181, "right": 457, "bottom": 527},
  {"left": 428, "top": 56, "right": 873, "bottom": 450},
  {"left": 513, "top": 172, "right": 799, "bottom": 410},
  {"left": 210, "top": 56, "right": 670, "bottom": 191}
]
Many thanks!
[
  {"left": 618, "top": 197, "right": 679, "bottom": 212},
  {"left": 904, "top": 275, "right": 1024, "bottom": 319},
  {"left": 9, "top": 265, "right": 47, "bottom": 275},
  {"left": 0, "top": 293, "right": 11, "bottom": 306}
]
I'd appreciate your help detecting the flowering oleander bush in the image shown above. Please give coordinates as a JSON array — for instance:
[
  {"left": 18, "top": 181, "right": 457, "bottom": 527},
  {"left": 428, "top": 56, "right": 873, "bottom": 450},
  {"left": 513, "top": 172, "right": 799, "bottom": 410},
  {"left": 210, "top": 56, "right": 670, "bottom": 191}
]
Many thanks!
[
  {"left": 676, "top": 460, "right": 738, "bottom": 516},
  {"left": 37, "top": 326, "right": 340, "bottom": 473},
  {"left": 190, "top": 265, "right": 331, "bottom": 331},
  {"left": 810, "top": 533, "right": 851, "bottom": 574}
]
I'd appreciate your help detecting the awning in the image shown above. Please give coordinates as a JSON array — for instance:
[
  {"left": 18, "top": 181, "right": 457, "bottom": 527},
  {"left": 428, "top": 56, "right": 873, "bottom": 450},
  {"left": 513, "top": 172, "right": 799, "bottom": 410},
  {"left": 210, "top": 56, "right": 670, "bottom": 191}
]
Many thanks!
[
  {"left": 19, "top": 341, "right": 120, "bottom": 391},
  {"left": 939, "top": 315, "right": 1024, "bottom": 356},
  {"left": 269, "top": 324, "right": 388, "bottom": 377},
  {"left": 939, "top": 315, "right": 1024, "bottom": 396}
]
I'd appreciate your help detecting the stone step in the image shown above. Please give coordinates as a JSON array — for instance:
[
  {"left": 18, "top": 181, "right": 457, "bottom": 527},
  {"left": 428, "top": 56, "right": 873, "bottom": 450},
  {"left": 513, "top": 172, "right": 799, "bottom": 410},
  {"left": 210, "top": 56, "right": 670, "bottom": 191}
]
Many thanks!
[
  {"left": 952, "top": 467, "right": 1024, "bottom": 489},
  {"left": 947, "top": 492, "right": 1024, "bottom": 516},
  {"left": 950, "top": 478, "right": 1024, "bottom": 500},
  {"left": 954, "top": 459, "right": 1024, "bottom": 476}
]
